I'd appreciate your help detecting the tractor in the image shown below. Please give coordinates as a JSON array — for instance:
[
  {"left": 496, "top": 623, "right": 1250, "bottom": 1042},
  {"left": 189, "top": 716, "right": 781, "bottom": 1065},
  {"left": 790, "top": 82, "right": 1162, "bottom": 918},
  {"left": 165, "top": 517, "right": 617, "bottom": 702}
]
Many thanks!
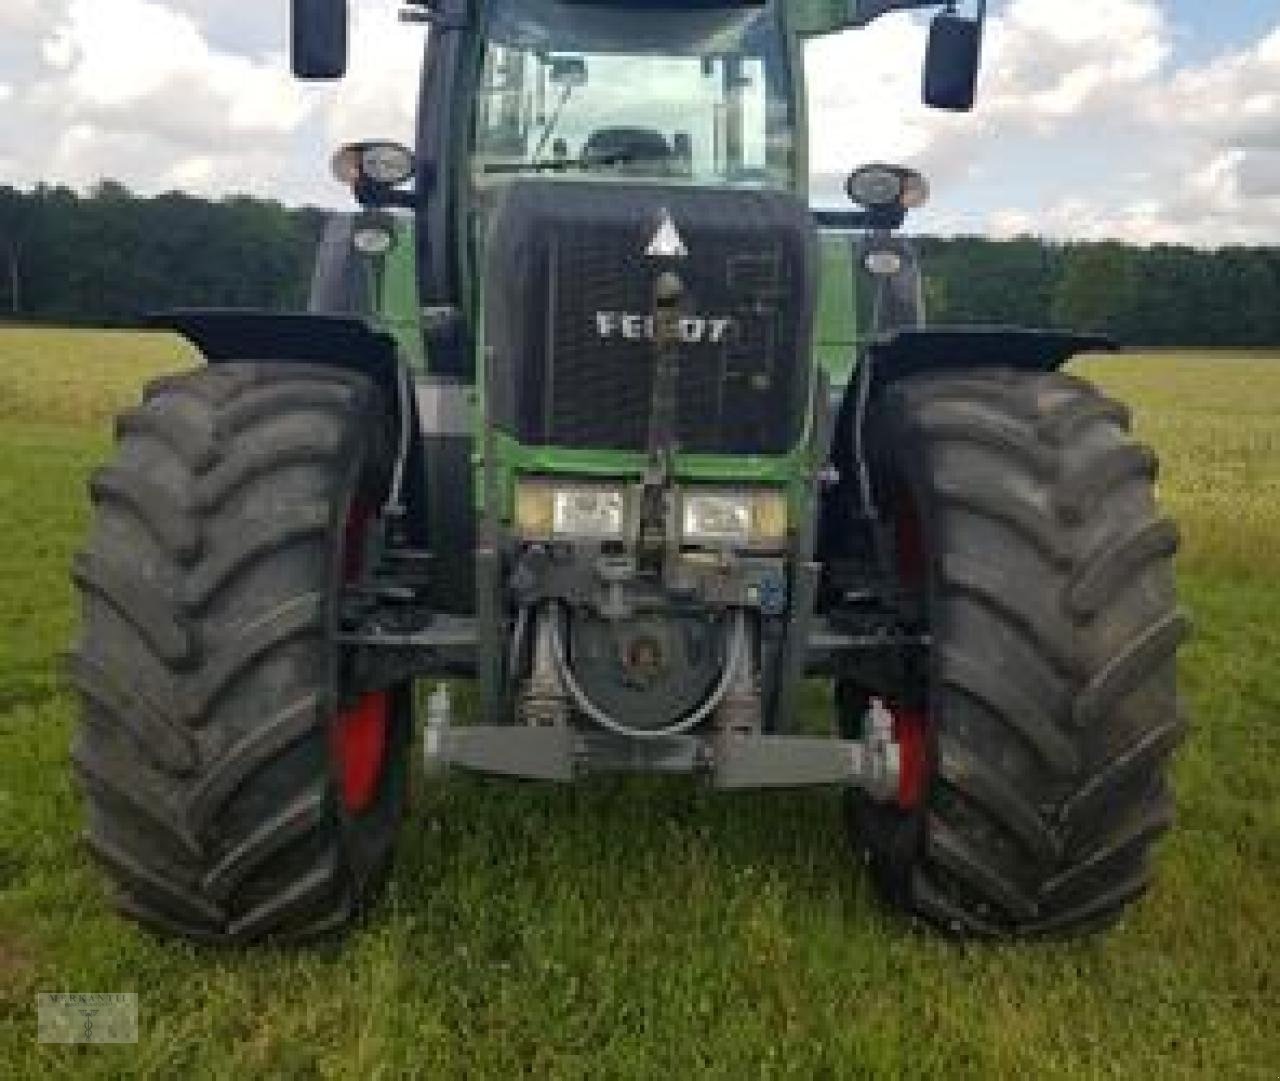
[{"left": 71, "top": 0, "right": 1187, "bottom": 943}]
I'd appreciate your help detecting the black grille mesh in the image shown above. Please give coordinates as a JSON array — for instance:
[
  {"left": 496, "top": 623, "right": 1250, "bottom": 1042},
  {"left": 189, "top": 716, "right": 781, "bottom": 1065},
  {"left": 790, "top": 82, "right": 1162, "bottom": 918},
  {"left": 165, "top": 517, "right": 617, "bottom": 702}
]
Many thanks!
[{"left": 485, "top": 182, "right": 817, "bottom": 455}]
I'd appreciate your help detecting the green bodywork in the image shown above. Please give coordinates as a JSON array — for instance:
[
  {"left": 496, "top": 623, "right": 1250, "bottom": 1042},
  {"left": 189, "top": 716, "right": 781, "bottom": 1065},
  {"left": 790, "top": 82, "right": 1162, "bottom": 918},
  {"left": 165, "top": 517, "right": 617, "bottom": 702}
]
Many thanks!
[
  {"left": 373, "top": 218, "right": 427, "bottom": 372},
  {"left": 358, "top": 0, "right": 885, "bottom": 545},
  {"left": 368, "top": 213, "right": 858, "bottom": 542}
]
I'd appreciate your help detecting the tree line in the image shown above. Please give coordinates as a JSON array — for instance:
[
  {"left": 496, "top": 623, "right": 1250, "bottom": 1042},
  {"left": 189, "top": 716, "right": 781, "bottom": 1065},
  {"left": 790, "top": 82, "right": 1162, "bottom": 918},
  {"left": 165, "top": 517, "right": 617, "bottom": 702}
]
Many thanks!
[
  {"left": 918, "top": 237, "right": 1280, "bottom": 347},
  {"left": 0, "top": 182, "right": 324, "bottom": 327},
  {"left": 1, "top": 181, "right": 1278, "bottom": 346}
]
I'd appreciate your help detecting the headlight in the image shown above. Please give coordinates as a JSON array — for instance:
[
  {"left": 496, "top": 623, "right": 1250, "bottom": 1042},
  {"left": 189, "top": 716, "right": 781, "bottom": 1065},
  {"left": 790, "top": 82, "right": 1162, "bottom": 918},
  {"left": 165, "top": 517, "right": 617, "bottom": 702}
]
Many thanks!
[
  {"left": 361, "top": 142, "right": 415, "bottom": 186},
  {"left": 845, "top": 163, "right": 930, "bottom": 210},
  {"left": 846, "top": 164, "right": 905, "bottom": 208},
  {"left": 864, "top": 248, "right": 904, "bottom": 276},
  {"left": 352, "top": 215, "right": 396, "bottom": 255},
  {"left": 515, "top": 481, "right": 627, "bottom": 540},
  {"left": 330, "top": 140, "right": 416, "bottom": 187},
  {"left": 681, "top": 490, "right": 788, "bottom": 550}
]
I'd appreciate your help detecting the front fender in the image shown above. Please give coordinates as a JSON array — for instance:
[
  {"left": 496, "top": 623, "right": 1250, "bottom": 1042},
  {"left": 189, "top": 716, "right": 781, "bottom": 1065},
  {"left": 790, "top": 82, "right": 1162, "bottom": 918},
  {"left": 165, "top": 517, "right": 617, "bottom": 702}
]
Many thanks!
[
  {"left": 862, "top": 325, "right": 1115, "bottom": 384},
  {"left": 829, "top": 325, "right": 1115, "bottom": 467},
  {"left": 148, "top": 308, "right": 429, "bottom": 547},
  {"left": 818, "top": 326, "right": 1116, "bottom": 569},
  {"left": 148, "top": 308, "right": 397, "bottom": 378}
]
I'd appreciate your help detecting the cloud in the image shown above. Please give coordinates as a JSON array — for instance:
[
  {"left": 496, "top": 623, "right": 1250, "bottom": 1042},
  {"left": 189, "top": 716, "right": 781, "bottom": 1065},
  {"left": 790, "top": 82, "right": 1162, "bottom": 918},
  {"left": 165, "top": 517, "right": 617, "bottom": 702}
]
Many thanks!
[
  {"left": 316, "top": 0, "right": 426, "bottom": 151},
  {"left": 0, "top": 0, "right": 422, "bottom": 204},
  {"left": 807, "top": 0, "right": 1280, "bottom": 245},
  {"left": 45, "top": 0, "right": 305, "bottom": 137},
  {"left": 2, "top": 0, "right": 309, "bottom": 198},
  {"left": 982, "top": 0, "right": 1169, "bottom": 122},
  {"left": 0, "top": 0, "right": 1277, "bottom": 243}
]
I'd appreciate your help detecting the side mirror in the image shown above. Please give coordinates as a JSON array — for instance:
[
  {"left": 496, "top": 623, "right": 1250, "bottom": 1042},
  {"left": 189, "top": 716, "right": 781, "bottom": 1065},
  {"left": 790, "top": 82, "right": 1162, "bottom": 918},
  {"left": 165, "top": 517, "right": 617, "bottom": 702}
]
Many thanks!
[
  {"left": 924, "top": 12, "right": 983, "bottom": 112},
  {"left": 292, "top": 0, "right": 348, "bottom": 80}
]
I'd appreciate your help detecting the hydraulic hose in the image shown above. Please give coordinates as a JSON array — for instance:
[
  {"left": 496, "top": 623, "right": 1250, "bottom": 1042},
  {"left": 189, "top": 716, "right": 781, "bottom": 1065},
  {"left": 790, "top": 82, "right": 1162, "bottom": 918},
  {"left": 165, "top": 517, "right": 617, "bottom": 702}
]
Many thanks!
[
  {"left": 548, "top": 605, "right": 748, "bottom": 741},
  {"left": 383, "top": 353, "right": 413, "bottom": 520},
  {"left": 507, "top": 603, "right": 531, "bottom": 685}
]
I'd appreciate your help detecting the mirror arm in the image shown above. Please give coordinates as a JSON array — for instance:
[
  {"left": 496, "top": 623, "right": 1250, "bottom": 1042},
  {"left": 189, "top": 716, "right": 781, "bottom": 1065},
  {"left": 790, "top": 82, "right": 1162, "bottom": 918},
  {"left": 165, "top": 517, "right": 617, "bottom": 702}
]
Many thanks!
[
  {"left": 399, "top": 1, "right": 467, "bottom": 30},
  {"left": 812, "top": 207, "right": 907, "bottom": 232},
  {"left": 354, "top": 178, "right": 420, "bottom": 210},
  {"left": 848, "top": 1, "right": 948, "bottom": 28}
]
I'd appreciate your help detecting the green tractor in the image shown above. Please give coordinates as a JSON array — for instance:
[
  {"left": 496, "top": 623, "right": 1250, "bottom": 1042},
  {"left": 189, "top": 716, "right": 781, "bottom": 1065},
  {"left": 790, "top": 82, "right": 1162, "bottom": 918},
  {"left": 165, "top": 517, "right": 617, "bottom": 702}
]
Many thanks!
[{"left": 71, "top": 0, "right": 1187, "bottom": 943}]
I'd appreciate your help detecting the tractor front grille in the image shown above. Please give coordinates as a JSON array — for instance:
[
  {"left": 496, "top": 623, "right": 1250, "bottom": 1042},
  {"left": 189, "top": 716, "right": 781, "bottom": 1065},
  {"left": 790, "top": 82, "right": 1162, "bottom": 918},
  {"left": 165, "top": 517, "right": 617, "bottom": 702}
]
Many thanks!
[{"left": 485, "top": 181, "right": 817, "bottom": 456}]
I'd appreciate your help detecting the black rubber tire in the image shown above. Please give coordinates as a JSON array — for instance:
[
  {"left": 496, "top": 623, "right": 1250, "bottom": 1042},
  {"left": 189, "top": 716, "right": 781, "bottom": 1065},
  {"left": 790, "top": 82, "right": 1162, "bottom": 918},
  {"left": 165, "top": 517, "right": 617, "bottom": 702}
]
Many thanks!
[
  {"left": 70, "top": 362, "right": 411, "bottom": 944},
  {"left": 844, "top": 368, "right": 1189, "bottom": 937}
]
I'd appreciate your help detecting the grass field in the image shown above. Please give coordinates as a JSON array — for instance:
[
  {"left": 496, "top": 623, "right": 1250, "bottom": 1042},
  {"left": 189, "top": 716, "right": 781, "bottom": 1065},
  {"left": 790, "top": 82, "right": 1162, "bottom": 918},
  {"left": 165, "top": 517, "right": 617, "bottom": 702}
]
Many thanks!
[{"left": 1, "top": 328, "right": 1277, "bottom": 1078}]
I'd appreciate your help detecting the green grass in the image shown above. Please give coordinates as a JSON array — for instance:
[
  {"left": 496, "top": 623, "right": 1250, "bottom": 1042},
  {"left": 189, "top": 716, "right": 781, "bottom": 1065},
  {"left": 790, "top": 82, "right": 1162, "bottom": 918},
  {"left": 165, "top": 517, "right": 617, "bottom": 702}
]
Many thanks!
[{"left": 0, "top": 330, "right": 1277, "bottom": 1078}]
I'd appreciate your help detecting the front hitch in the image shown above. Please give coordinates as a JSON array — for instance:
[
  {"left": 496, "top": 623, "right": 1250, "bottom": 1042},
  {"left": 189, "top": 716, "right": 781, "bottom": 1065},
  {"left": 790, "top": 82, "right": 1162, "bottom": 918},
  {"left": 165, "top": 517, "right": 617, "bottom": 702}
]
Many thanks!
[{"left": 422, "top": 683, "right": 902, "bottom": 798}]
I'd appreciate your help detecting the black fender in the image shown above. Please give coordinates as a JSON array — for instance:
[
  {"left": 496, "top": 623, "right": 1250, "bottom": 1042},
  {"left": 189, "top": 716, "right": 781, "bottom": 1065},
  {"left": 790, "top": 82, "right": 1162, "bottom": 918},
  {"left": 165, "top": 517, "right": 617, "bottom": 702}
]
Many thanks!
[
  {"left": 861, "top": 325, "right": 1114, "bottom": 385},
  {"left": 148, "top": 308, "right": 430, "bottom": 548},
  {"left": 149, "top": 308, "right": 397, "bottom": 375},
  {"left": 828, "top": 325, "right": 1115, "bottom": 474},
  {"left": 818, "top": 325, "right": 1115, "bottom": 569}
]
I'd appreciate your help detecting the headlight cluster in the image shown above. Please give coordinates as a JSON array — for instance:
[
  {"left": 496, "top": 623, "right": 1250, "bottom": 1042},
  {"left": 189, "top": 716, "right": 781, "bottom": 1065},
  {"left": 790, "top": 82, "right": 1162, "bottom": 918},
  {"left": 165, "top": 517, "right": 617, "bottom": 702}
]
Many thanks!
[
  {"left": 514, "top": 480, "right": 788, "bottom": 550},
  {"left": 681, "top": 491, "right": 787, "bottom": 549},
  {"left": 331, "top": 141, "right": 416, "bottom": 187},
  {"left": 845, "top": 163, "right": 930, "bottom": 210},
  {"left": 516, "top": 482, "right": 627, "bottom": 540}
]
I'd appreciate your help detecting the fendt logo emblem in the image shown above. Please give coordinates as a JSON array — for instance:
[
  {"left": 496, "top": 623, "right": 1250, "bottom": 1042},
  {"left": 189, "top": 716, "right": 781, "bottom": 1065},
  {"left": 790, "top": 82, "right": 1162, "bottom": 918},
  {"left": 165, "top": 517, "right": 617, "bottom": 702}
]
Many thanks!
[
  {"left": 645, "top": 208, "right": 688, "bottom": 259},
  {"left": 595, "top": 312, "right": 733, "bottom": 345}
]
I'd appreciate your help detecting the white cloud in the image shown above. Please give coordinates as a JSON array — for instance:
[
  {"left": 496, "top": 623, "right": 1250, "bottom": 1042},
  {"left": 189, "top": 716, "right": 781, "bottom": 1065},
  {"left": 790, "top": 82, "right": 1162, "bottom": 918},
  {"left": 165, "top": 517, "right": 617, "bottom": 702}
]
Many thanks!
[
  {"left": 45, "top": 0, "right": 305, "bottom": 137},
  {"left": 982, "top": 0, "right": 1169, "bottom": 122},
  {"left": 0, "top": 0, "right": 426, "bottom": 204},
  {"left": 0, "top": 1, "right": 52, "bottom": 33},
  {"left": 807, "top": 0, "right": 1280, "bottom": 245},
  {"left": 317, "top": 1, "right": 426, "bottom": 149},
  {"left": 0, "top": 0, "right": 1277, "bottom": 243}
]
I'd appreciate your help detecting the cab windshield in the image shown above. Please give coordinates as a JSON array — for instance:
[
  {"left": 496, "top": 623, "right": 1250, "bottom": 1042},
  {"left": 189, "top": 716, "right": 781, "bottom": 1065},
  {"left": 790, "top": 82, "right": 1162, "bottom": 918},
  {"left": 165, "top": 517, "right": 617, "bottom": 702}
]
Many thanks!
[{"left": 473, "top": 0, "right": 796, "bottom": 191}]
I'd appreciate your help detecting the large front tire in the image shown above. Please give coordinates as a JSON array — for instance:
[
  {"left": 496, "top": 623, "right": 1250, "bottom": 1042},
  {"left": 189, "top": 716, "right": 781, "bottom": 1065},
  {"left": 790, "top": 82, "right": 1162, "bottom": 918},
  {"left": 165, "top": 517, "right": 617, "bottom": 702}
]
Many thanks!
[
  {"left": 845, "top": 368, "right": 1188, "bottom": 936},
  {"left": 71, "top": 362, "right": 411, "bottom": 943}
]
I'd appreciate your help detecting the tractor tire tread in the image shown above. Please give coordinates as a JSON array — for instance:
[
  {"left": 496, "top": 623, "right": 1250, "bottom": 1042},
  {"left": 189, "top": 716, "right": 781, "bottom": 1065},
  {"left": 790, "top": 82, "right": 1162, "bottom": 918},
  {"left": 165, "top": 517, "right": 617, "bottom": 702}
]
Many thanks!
[
  {"left": 71, "top": 550, "right": 194, "bottom": 667},
  {"left": 72, "top": 361, "right": 408, "bottom": 944},
  {"left": 66, "top": 651, "right": 199, "bottom": 776},
  {"left": 1068, "top": 517, "right": 1181, "bottom": 618},
  {"left": 88, "top": 465, "right": 200, "bottom": 564},
  {"left": 844, "top": 369, "right": 1185, "bottom": 938}
]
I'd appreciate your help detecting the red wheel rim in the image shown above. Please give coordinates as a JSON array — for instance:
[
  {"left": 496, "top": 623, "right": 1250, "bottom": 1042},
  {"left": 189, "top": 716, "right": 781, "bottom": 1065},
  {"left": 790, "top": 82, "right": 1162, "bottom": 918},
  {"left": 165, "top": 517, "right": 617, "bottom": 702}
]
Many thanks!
[
  {"left": 890, "top": 484, "right": 929, "bottom": 810},
  {"left": 332, "top": 691, "right": 390, "bottom": 814},
  {"left": 332, "top": 499, "right": 389, "bottom": 815},
  {"left": 889, "top": 704, "right": 928, "bottom": 810}
]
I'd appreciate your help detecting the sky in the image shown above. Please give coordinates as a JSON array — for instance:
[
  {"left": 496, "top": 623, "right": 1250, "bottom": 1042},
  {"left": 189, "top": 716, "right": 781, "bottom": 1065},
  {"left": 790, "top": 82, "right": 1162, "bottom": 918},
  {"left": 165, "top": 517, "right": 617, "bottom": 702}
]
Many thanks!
[{"left": 0, "top": 0, "right": 1277, "bottom": 245}]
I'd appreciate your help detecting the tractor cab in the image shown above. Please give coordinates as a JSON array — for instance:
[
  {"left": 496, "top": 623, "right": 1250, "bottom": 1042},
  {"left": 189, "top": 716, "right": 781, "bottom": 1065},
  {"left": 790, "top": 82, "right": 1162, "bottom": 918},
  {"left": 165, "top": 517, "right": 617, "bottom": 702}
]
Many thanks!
[{"left": 470, "top": 0, "right": 798, "bottom": 195}]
